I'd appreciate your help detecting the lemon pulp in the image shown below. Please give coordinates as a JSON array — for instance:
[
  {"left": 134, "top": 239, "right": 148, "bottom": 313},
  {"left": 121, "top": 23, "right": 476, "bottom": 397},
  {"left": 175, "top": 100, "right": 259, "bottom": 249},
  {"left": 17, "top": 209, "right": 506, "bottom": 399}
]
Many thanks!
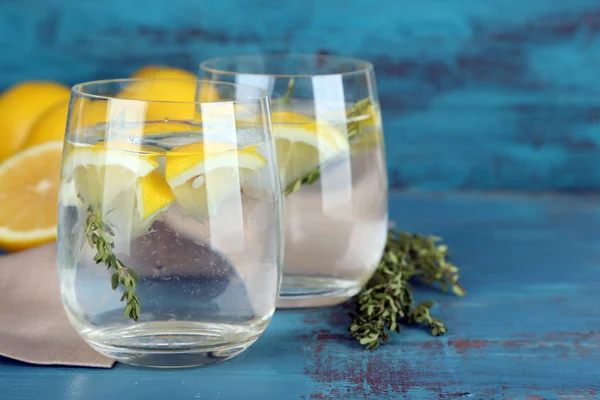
[
  {"left": 165, "top": 141, "right": 267, "bottom": 220},
  {"left": 270, "top": 111, "right": 349, "bottom": 189},
  {"left": 63, "top": 142, "right": 174, "bottom": 237}
]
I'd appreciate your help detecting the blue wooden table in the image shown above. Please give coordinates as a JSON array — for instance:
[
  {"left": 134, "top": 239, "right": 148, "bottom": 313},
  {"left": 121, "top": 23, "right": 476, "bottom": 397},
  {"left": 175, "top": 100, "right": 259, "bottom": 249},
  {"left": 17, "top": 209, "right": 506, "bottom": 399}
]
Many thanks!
[{"left": 1, "top": 191, "right": 599, "bottom": 399}]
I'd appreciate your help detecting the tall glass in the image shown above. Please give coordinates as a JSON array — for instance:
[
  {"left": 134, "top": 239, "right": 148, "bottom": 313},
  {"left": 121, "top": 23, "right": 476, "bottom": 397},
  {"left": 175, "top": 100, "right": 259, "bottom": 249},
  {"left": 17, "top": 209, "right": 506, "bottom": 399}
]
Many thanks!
[
  {"left": 201, "top": 55, "right": 388, "bottom": 308},
  {"left": 57, "top": 79, "right": 283, "bottom": 367}
]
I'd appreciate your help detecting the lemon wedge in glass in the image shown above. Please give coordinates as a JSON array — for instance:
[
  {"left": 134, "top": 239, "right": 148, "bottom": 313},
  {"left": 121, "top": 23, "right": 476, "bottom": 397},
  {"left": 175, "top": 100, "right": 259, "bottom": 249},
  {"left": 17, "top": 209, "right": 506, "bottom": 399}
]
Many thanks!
[
  {"left": 133, "top": 170, "right": 176, "bottom": 234},
  {"left": 165, "top": 141, "right": 267, "bottom": 220},
  {"left": 63, "top": 142, "right": 159, "bottom": 207},
  {"left": 270, "top": 111, "right": 349, "bottom": 189},
  {"left": 106, "top": 170, "right": 176, "bottom": 238},
  {"left": 62, "top": 141, "right": 175, "bottom": 237}
]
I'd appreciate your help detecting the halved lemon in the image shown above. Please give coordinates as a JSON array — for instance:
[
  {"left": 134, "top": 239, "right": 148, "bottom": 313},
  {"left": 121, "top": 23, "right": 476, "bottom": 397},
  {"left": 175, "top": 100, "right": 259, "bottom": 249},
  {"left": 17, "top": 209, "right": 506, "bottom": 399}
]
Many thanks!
[
  {"left": 166, "top": 141, "right": 267, "bottom": 219},
  {"left": 0, "top": 141, "right": 63, "bottom": 251},
  {"left": 271, "top": 111, "right": 349, "bottom": 189}
]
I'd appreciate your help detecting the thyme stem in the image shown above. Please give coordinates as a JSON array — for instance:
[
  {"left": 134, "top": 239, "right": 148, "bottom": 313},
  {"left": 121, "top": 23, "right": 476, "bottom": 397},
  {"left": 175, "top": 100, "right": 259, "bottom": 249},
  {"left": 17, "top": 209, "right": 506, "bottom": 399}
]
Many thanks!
[
  {"left": 350, "top": 231, "right": 465, "bottom": 350},
  {"left": 85, "top": 205, "right": 141, "bottom": 321}
]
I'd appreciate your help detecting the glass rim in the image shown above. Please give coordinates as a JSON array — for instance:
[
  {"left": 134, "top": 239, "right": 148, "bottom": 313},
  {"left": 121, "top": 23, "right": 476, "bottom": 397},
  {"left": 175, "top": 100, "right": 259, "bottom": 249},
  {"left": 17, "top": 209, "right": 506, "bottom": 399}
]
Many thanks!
[
  {"left": 71, "top": 78, "right": 270, "bottom": 105},
  {"left": 200, "top": 53, "right": 374, "bottom": 79}
]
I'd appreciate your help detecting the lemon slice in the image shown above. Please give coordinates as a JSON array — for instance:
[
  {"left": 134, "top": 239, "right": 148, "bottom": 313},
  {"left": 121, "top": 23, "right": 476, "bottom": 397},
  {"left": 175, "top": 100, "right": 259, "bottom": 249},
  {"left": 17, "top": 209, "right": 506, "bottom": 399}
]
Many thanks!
[
  {"left": 0, "top": 141, "right": 63, "bottom": 251},
  {"left": 166, "top": 141, "right": 267, "bottom": 219},
  {"left": 107, "top": 170, "right": 176, "bottom": 238},
  {"left": 138, "top": 171, "right": 175, "bottom": 221},
  {"left": 271, "top": 111, "right": 349, "bottom": 188},
  {"left": 64, "top": 141, "right": 176, "bottom": 237},
  {"left": 60, "top": 180, "right": 82, "bottom": 207},
  {"left": 63, "top": 141, "right": 160, "bottom": 207},
  {"left": 134, "top": 171, "right": 175, "bottom": 237}
]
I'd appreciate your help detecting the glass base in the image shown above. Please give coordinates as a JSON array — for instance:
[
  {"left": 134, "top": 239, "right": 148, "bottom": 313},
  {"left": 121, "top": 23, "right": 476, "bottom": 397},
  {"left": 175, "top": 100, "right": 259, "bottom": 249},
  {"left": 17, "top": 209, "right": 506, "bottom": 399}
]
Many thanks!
[
  {"left": 82, "top": 321, "right": 265, "bottom": 368},
  {"left": 277, "top": 276, "right": 362, "bottom": 308}
]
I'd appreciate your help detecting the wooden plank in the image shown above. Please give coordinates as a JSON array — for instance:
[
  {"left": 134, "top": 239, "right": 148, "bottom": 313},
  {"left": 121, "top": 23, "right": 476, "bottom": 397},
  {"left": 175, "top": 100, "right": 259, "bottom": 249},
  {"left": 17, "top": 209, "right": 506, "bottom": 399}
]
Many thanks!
[
  {"left": 1, "top": 0, "right": 600, "bottom": 189},
  {"left": 0, "top": 191, "right": 599, "bottom": 399}
]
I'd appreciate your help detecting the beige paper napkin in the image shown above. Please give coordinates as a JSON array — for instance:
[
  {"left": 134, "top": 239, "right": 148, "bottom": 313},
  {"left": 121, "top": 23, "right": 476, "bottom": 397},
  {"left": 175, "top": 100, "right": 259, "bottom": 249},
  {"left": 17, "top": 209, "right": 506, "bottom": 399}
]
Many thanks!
[{"left": 0, "top": 243, "right": 114, "bottom": 368}]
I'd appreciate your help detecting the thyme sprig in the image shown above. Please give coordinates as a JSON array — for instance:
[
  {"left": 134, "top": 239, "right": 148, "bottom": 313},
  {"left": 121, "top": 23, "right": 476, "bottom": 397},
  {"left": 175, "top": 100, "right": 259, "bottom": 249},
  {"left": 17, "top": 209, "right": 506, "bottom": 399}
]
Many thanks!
[
  {"left": 280, "top": 78, "right": 295, "bottom": 105},
  {"left": 85, "top": 205, "right": 141, "bottom": 321},
  {"left": 350, "top": 231, "right": 465, "bottom": 350}
]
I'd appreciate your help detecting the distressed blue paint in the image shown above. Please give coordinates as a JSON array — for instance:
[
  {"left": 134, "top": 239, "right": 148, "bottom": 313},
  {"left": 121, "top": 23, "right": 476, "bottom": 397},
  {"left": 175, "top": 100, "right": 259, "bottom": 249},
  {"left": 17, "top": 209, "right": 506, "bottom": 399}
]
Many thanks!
[
  {"left": 1, "top": 191, "right": 600, "bottom": 399},
  {"left": 1, "top": 0, "right": 600, "bottom": 190}
]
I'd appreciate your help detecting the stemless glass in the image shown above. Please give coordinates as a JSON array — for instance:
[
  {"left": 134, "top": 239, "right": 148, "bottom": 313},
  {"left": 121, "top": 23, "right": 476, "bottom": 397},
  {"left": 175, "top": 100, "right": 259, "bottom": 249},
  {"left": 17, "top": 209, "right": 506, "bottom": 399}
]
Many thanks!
[
  {"left": 201, "top": 55, "right": 388, "bottom": 308},
  {"left": 56, "top": 79, "right": 283, "bottom": 367}
]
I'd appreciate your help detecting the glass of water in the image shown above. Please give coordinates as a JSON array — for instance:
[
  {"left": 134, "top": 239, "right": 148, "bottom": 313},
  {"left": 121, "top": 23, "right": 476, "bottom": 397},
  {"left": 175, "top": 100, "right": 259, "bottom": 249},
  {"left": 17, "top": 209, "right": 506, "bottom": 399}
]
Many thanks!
[
  {"left": 57, "top": 78, "right": 283, "bottom": 367},
  {"left": 201, "top": 55, "right": 389, "bottom": 308}
]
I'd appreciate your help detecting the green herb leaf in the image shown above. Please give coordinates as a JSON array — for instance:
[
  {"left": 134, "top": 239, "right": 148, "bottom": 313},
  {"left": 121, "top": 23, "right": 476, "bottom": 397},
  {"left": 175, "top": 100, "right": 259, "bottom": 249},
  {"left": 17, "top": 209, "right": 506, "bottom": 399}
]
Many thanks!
[
  {"left": 84, "top": 206, "right": 142, "bottom": 322},
  {"left": 127, "top": 268, "right": 140, "bottom": 283},
  {"left": 110, "top": 272, "right": 119, "bottom": 290},
  {"left": 349, "top": 229, "right": 466, "bottom": 350},
  {"left": 279, "top": 78, "right": 295, "bottom": 106},
  {"left": 284, "top": 178, "right": 303, "bottom": 196}
]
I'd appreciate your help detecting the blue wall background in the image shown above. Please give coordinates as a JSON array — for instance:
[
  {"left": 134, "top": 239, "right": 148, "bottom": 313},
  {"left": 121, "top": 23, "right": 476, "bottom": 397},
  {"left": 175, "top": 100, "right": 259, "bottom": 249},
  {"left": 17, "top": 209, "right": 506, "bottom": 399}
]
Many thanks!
[{"left": 1, "top": 0, "right": 600, "bottom": 191}]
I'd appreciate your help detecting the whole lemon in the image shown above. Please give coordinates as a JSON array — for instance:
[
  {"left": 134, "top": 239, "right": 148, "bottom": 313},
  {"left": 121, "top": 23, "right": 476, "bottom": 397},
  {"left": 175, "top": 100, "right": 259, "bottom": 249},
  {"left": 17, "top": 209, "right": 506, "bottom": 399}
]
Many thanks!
[
  {"left": 26, "top": 98, "right": 114, "bottom": 148},
  {"left": 125, "top": 66, "right": 197, "bottom": 121},
  {"left": 24, "top": 99, "right": 69, "bottom": 148},
  {"left": 121, "top": 66, "right": 219, "bottom": 122},
  {"left": 130, "top": 65, "right": 197, "bottom": 80},
  {"left": 0, "top": 81, "right": 70, "bottom": 161},
  {"left": 118, "top": 78, "right": 197, "bottom": 121}
]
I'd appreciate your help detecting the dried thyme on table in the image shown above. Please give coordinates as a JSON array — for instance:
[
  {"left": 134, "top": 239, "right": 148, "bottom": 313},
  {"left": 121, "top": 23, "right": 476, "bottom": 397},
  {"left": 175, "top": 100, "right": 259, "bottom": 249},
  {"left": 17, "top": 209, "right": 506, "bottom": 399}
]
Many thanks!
[
  {"left": 279, "top": 78, "right": 467, "bottom": 350},
  {"left": 350, "top": 231, "right": 466, "bottom": 350}
]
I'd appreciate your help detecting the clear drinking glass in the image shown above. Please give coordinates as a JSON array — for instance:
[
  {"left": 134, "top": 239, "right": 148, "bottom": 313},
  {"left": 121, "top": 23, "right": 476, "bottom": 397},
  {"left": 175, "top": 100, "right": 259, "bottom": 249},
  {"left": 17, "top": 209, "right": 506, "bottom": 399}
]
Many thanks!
[
  {"left": 201, "top": 55, "right": 388, "bottom": 308},
  {"left": 56, "top": 79, "right": 283, "bottom": 367}
]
